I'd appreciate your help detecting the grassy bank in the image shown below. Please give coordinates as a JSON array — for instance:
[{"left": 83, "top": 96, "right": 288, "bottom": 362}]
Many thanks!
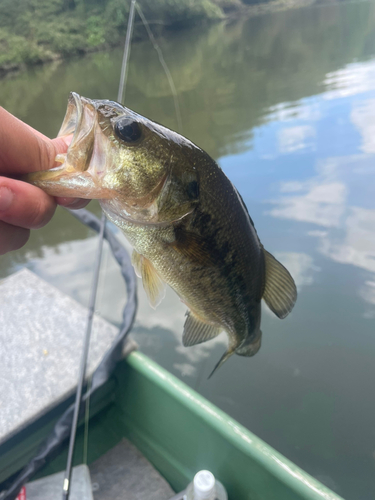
[
  {"left": 0, "top": 0, "right": 227, "bottom": 74},
  {"left": 0, "top": 0, "right": 315, "bottom": 75}
]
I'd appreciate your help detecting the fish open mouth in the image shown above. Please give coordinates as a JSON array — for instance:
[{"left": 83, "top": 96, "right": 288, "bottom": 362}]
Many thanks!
[
  {"left": 25, "top": 92, "right": 112, "bottom": 199},
  {"left": 56, "top": 92, "right": 95, "bottom": 173}
]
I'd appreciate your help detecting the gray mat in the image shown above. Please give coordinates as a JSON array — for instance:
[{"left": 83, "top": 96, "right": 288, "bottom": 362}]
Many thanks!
[
  {"left": 90, "top": 438, "right": 175, "bottom": 500},
  {"left": 0, "top": 269, "right": 122, "bottom": 443},
  {"left": 26, "top": 465, "right": 93, "bottom": 500}
]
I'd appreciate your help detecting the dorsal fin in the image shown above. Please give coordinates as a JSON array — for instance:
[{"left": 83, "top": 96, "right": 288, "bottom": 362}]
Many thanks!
[
  {"left": 262, "top": 249, "right": 297, "bottom": 319},
  {"left": 183, "top": 311, "right": 221, "bottom": 347},
  {"left": 131, "top": 250, "right": 165, "bottom": 309}
]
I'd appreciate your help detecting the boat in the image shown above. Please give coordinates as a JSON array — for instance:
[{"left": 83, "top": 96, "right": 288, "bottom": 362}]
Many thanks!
[
  {"left": 0, "top": 211, "right": 344, "bottom": 500},
  {"left": 0, "top": 342, "right": 344, "bottom": 499}
]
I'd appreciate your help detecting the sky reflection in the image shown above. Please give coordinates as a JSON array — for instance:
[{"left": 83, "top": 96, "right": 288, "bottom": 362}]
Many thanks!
[
  {"left": 2, "top": 4, "right": 375, "bottom": 497},
  {"left": 218, "top": 53, "right": 375, "bottom": 347}
]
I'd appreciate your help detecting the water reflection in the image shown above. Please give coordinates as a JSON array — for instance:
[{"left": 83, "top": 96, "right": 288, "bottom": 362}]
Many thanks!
[
  {"left": 318, "top": 207, "right": 375, "bottom": 273},
  {"left": 270, "top": 179, "right": 347, "bottom": 227},
  {"left": 2, "top": 1, "right": 375, "bottom": 498},
  {"left": 278, "top": 125, "right": 316, "bottom": 153},
  {"left": 324, "top": 59, "right": 375, "bottom": 100},
  {"left": 267, "top": 56, "right": 375, "bottom": 335},
  {"left": 351, "top": 97, "right": 375, "bottom": 153}
]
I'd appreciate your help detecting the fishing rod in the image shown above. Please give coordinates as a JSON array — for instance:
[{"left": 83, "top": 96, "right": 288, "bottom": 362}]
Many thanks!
[
  {"left": 61, "top": 215, "right": 105, "bottom": 500},
  {"left": 61, "top": 2, "right": 137, "bottom": 499}
]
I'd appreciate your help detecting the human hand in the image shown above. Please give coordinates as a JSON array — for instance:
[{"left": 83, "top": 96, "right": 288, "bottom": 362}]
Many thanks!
[{"left": 0, "top": 107, "right": 89, "bottom": 255}]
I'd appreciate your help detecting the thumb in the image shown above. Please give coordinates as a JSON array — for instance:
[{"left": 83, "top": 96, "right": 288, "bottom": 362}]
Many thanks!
[
  {"left": 0, "top": 107, "right": 70, "bottom": 176},
  {"left": 34, "top": 135, "right": 71, "bottom": 173}
]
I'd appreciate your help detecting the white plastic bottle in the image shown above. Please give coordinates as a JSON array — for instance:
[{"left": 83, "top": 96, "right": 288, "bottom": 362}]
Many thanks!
[{"left": 184, "top": 470, "right": 228, "bottom": 500}]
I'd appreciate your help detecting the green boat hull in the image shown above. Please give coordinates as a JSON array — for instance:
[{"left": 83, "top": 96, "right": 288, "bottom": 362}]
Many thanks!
[{"left": 0, "top": 351, "right": 344, "bottom": 500}]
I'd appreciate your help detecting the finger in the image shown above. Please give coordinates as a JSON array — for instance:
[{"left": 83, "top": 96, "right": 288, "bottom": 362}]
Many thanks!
[
  {"left": 0, "top": 178, "right": 56, "bottom": 230},
  {"left": 0, "top": 107, "right": 70, "bottom": 176},
  {"left": 0, "top": 220, "right": 30, "bottom": 255},
  {"left": 10, "top": 113, "right": 51, "bottom": 141},
  {"left": 56, "top": 197, "right": 90, "bottom": 210}
]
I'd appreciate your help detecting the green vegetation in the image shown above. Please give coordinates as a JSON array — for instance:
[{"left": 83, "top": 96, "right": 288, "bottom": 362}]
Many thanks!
[{"left": 0, "top": 0, "right": 231, "bottom": 73}]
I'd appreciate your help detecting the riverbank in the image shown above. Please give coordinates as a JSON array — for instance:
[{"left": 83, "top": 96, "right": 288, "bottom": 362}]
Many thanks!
[{"left": 0, "top": 0, "right": 315, "bottom": 77}]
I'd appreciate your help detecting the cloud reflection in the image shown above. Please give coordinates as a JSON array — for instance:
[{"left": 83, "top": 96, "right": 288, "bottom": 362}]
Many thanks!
[
  {"left": 351, "top": 98, "right": 375, "bottom": 154},
  {"left": 324, "top": 60, "right": 375, "bottom": 99},
  {"left": 269, "top": 181, "right": 346, "bottom": 227},
  {"left": 267, "top": 102, "right": 321, "bottom": 123},
  {"left": 266, "top": 65, "right": 375, "bottom": 319},
  {"left": 359, "top": 281, "right": 375, "bottom": 319},
  {"left": 173, "top": 362, "right": 197, "bottom": 377},
  {"left": 278, "top": 125, "right": 316, "bottom": 153},
  {"left": 318, "top": 207, "right": 375, "bottom": 274}
]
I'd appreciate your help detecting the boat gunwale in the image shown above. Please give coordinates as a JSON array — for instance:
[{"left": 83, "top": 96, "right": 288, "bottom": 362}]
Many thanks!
[
  {"left": 0, "top": 350, "right": 345, "bottom": 500},
  {"left": 126, "top": 351, "right": 344, "bottom": 500}
]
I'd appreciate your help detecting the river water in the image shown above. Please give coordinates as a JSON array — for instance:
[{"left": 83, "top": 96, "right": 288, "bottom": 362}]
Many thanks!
[{"left": 1, "top": 1, "right": 375, "bottom": 498}]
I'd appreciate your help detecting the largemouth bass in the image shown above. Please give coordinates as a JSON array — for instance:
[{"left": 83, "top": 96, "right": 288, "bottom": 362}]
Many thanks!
[{"left": 27, "top": 92, "right": 297, "bottom": 377}]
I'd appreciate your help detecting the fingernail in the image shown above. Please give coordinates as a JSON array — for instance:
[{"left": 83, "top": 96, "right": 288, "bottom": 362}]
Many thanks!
[
  {"left": 0, "top": 187, "right": 14, "bottom": 211},
  {"left": 61, "top": 134, "right": 73, "bottom": 147}
]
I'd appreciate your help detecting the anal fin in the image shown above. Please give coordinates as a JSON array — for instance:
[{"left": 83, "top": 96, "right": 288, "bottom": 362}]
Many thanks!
[
  {"left": 263, "top": 249, "right": 297, "bottom": 319},
  {"left": 183, "top": 311, "right": 221, "bottom": 347},
  {"left": 131, "top": 250, "right": 165, "bottom": 309}
]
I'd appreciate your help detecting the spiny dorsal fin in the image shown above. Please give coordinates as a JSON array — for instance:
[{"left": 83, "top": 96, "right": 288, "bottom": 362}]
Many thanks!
[
  {"left": 183, "top": 311, "right": 221, "bottom": 347},
  {"left": 131, "top": 250, "right": 165, "bottom": 309},
  {"left": 262, "top": 249, "right": 297, "bottom": 319}
]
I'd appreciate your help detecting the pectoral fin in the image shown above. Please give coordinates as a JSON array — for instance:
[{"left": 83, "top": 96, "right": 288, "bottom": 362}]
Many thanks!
[
  {"left": 262, "top": 249, "right": 297, "bottom": 319},
  {"left": 183, "top": 311, "right": 221, "bottom": 347},
  {"left": 131, "top": 251, "right": 165, "bottom": 308}
]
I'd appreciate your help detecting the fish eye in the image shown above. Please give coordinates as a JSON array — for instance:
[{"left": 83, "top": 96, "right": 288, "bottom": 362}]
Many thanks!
[
  {"left": 187, "top": 180, "right": 199, "bottom": 200},
  {"left": 114, "top": 117, "right": 142, "bottom": 142}
]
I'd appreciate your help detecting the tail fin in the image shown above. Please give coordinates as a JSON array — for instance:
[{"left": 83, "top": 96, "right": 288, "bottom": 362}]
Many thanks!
[
  {"left": 208, "top": 349, "right": 235, "bottom": 379},
  {"left": 208, "top": 328, "right": 262, "bottom": 378},
  {"left": 235, "top": 328, "right": 262, "bottom": 357}
]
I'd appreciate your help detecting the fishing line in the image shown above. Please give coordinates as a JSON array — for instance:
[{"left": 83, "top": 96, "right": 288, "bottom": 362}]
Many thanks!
[
  {"left": 136, "top": 3, "right": 183, "bottom": 133},
  {"left": 118, "top": 0, "right": 137, "bottom": 104},
  {"left": 63, "top": 2, "right": 137, "bottom": 499}
]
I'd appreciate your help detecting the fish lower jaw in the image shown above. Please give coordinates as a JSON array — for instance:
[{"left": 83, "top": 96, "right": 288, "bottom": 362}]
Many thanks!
[{"left": 26, "top": 168, "right": 112, "bottom": 200}]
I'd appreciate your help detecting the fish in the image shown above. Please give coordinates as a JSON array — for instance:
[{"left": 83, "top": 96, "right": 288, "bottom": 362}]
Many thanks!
[{"left": 27, "top": 92, "right": 297, "bottom": 377}]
